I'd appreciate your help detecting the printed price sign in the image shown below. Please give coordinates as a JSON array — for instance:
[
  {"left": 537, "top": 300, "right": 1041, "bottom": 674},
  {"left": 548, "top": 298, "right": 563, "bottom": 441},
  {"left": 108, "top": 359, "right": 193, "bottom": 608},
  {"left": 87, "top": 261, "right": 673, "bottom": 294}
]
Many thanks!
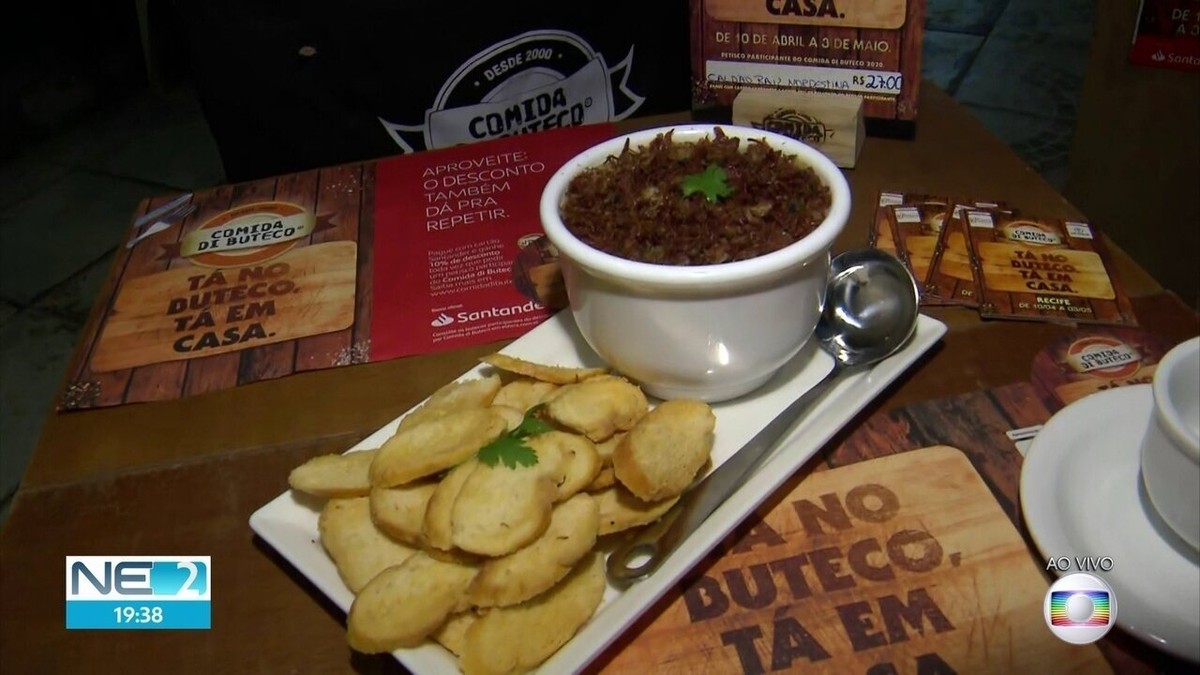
[{"left": 691, "top": 0, "right": 925, "bottom": 132}]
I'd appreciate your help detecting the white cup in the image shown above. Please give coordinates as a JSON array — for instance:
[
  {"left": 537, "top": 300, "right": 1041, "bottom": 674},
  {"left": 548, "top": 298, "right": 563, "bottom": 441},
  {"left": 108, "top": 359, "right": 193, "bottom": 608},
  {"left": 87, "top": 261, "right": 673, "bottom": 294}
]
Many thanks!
[
  {"left": 1140, "top": 336, "right": 1200, "bottom": 550},
  {"left": 540, "top": 124, "right": 850, "bottom": 402}
]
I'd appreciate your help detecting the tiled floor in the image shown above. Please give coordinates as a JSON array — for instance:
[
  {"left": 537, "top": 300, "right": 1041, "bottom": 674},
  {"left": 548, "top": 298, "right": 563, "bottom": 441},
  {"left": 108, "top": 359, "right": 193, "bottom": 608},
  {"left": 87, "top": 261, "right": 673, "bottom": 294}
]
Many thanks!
[{"left": 0, "top": 1, "right": 1097, "bottom": 522}]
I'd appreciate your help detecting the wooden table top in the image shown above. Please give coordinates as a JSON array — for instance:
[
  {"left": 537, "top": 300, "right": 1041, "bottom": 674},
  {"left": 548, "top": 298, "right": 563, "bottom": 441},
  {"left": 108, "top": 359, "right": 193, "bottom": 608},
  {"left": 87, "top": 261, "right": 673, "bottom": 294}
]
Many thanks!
[{"left": 2, "top": 84, "right": 1196, "bottom": 674}]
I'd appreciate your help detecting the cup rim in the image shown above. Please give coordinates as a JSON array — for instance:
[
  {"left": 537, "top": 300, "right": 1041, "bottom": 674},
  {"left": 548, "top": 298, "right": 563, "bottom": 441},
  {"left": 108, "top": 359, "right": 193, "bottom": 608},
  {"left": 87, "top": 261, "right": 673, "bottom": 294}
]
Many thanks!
[
  {"left": 538, "top": 124, "right": 851, "bottom": 287},
  {"left": 1153, "top": 336, "right": 1200, "bottom": 461}
]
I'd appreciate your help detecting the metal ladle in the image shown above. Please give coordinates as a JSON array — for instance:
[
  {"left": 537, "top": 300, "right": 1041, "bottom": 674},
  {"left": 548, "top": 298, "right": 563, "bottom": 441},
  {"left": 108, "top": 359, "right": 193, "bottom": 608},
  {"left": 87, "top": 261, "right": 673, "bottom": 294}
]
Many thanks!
[{"left": 606, "top": 248, "right": 921, "bottom": 584}]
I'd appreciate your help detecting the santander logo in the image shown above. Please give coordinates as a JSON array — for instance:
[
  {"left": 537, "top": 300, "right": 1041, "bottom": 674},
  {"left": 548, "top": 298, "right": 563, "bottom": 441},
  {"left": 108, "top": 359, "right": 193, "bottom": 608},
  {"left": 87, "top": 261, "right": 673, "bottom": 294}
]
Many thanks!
[{"left": 430, "top": 300, "right": 543, "bottom": 329}]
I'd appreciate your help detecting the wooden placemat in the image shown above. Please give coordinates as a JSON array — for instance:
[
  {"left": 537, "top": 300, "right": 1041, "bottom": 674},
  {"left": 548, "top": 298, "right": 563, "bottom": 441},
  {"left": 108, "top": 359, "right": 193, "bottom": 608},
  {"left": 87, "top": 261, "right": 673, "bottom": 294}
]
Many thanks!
[{"left": 600, "top": 445, "right": 1108, "bottom": 674}]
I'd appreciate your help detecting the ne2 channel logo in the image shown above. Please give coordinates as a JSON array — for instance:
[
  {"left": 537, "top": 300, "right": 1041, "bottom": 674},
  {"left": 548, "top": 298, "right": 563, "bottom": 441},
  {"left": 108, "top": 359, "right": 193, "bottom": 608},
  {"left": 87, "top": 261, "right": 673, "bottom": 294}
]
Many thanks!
[{"left": 65, "top": 556, "right": 211, "bottom": 630}]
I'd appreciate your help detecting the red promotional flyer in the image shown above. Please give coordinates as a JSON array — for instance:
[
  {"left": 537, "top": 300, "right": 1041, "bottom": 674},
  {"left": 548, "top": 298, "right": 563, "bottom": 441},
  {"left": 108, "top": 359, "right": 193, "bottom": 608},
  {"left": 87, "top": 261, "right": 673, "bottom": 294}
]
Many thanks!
[
  {"left": 370, "top": 123, "right": 615, "bottom": 361},
  {"left": 1130, "top": 0, "right": 1200, "bottom": 72},
  {"left": 59, "top": 123, "right": 614, "bottom": 410}
]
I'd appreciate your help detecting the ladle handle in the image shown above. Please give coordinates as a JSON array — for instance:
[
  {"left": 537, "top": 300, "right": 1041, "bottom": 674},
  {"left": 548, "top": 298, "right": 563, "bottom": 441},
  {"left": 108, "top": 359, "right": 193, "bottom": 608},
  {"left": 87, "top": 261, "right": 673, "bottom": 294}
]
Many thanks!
[{"left": 606, "top": 363, "right": 847, "bottom": 584}]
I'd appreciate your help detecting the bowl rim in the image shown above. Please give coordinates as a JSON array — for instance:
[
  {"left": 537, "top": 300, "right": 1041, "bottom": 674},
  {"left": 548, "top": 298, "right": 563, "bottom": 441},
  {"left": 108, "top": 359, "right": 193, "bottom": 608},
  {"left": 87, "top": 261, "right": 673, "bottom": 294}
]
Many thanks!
[
  {"left": 1153, "top": 336, "right": 1200, "bottom": 460},
  {"left": 538, "top": 123, "right": 851, "bottom": 287}
]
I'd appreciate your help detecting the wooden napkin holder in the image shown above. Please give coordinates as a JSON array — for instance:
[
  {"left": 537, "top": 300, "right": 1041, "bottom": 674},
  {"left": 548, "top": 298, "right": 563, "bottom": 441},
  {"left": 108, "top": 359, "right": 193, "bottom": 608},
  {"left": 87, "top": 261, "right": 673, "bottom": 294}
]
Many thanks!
[{"left": 732, "top": 89, "right": 865, "bottom": 168}]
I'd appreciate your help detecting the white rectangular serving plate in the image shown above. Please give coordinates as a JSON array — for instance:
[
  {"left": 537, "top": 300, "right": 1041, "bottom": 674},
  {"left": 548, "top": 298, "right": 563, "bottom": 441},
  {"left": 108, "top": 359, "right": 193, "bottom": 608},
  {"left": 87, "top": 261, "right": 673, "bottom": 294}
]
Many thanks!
[{"left": 250, "top": 311, "right": 945, "bottom": 673}]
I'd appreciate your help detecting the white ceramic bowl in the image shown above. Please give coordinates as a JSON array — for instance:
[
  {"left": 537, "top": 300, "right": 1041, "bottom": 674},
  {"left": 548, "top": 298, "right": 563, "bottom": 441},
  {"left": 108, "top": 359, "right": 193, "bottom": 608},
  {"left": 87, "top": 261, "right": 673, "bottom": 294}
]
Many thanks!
[
  {"left": 539, "top": 124, "right": 851, "bottom": 402},
  {"left": 1140, "top": 336, "right": 1200, "bottom": 550}
]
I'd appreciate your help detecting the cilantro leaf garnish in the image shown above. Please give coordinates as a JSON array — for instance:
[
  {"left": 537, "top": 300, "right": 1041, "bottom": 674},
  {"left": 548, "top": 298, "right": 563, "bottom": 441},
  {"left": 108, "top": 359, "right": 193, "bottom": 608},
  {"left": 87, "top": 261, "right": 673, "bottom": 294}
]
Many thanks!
[
  {"left": 476, "top": 404, "right": 551, "bottom": 469},
  {"left": 511, "top": 403, "right": 554, "bottom": 438},
  {"left": 477, "top": 435, "right": 539, "bottom": 469},
  {"left": 682, "top": 164, "right": 733, "bottom": 203}
]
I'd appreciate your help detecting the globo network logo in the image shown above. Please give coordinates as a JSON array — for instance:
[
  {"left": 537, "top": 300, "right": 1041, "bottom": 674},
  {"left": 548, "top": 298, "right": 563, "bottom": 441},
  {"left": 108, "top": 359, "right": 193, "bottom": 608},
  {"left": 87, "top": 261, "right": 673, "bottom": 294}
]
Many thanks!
[{"left": 1043, "top": 573, "right": 1117, "bottom": 644}]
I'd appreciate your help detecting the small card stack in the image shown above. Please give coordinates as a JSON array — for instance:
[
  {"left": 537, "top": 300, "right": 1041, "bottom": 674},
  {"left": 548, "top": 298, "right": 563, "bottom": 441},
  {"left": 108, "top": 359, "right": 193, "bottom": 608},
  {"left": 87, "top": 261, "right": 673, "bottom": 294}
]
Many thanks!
[{"left": 870, "top": 190, "right": 1138, "bottom": 326}]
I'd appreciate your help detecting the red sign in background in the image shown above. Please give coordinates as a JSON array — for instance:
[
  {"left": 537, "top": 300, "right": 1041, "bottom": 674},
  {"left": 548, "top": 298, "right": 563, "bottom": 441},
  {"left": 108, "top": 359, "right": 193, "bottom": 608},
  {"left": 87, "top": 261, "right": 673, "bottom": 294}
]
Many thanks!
[{"left": 1130, "top": 0, "right": 1200, "bottom": 72}]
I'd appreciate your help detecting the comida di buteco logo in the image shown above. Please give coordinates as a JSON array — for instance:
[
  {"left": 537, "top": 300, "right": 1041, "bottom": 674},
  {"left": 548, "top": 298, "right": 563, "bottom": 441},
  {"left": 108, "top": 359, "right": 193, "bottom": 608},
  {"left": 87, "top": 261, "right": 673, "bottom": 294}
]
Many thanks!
[{"left": 380, "top": 29, "right": 644, "bottom": 154}]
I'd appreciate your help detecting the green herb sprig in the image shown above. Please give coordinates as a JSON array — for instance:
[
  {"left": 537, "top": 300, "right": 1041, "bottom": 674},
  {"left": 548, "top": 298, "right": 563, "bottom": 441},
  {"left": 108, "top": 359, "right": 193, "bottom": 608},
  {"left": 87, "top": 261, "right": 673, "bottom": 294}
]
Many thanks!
[
  {"left": 682, "top": 164, "right": 733, "bottom": 203},
  {"left": 476, "top": 404, "right": 553, "bottom": 469}
]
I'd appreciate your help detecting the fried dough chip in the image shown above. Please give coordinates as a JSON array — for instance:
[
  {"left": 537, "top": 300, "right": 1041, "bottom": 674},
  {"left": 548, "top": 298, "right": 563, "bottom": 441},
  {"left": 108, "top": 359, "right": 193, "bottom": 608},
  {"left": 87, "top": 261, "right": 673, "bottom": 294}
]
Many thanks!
[
  {"left": 594, "top": 432, "right": 624, "bottom": 466},
  {"left": 481, "top": 353, "right": 607, "bottom": 384},
  {"left": 467, "top": 493, "right": 599, "bottom": 608},
  {"left": 287, "top": 354, "right": 728, "bottom": 669},
  {"left": 346, "top": 551, "right": 478, "bottom": 653},
  {"left": 492, "top": 378, "right": 559, "bottom": 412},
  {"left": 318, "top": 497, "right": 418, "bottom": 593},
  {"left": 528, "top": 431, "right": 601, "bottom": 502},
  {"left": 451, "top": 461, "right": 556, "bottom": 556},
  {"left": 613, "top": 398, "right": 715, "bottom": 501},
  {"left": 370, "top": 408, "right": 507, "bottom": 487},
  {"left": 594, "top": 484, "right": 680, "bottom": 536},
  {"left": 431, "top": 611, "right": 477, "bottom": 657},
  {"left": 288, "top": 449, "right": 376, "bottom": 498},
  {"left": 489, "top": 404, "right": 525, "bottom": 432},
  {"left": 369, "top": 480, "right": 437, "bottom": 547},
  {"left": 543, "top": 375, "right": 648, "bottom": 442},
  {"left": 585, "top": 466, "right": 616, "bottom": 492},
  {"left": 396, "top": 374, "right": 502, "bottom": 434},
  {"left": 460, "top": 553, "right": 606, "bottom": 675},
  {"left": 424, "top": 459, "right": 478, "bottom": 551}
]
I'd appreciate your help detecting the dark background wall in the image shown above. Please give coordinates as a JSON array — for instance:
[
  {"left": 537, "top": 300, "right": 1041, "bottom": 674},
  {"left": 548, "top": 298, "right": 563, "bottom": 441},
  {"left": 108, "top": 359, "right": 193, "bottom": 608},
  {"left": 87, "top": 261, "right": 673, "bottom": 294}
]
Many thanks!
[
  {"left": 1, "top": 1, "right": 182, "bottom": 158},
  {"left": 2, "top": 1, "right": 1195, "bottom": 308},
  {"left": 1066, "top": 0, "right": 1200, "bottom": 310}
]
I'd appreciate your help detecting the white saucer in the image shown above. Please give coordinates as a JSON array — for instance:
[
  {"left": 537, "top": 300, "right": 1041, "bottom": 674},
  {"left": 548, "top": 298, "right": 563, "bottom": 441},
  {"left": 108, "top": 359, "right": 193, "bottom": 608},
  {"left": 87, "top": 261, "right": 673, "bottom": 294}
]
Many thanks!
[{"left": 1022, "top": 385, "right": 1200, "bottom": 663}]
